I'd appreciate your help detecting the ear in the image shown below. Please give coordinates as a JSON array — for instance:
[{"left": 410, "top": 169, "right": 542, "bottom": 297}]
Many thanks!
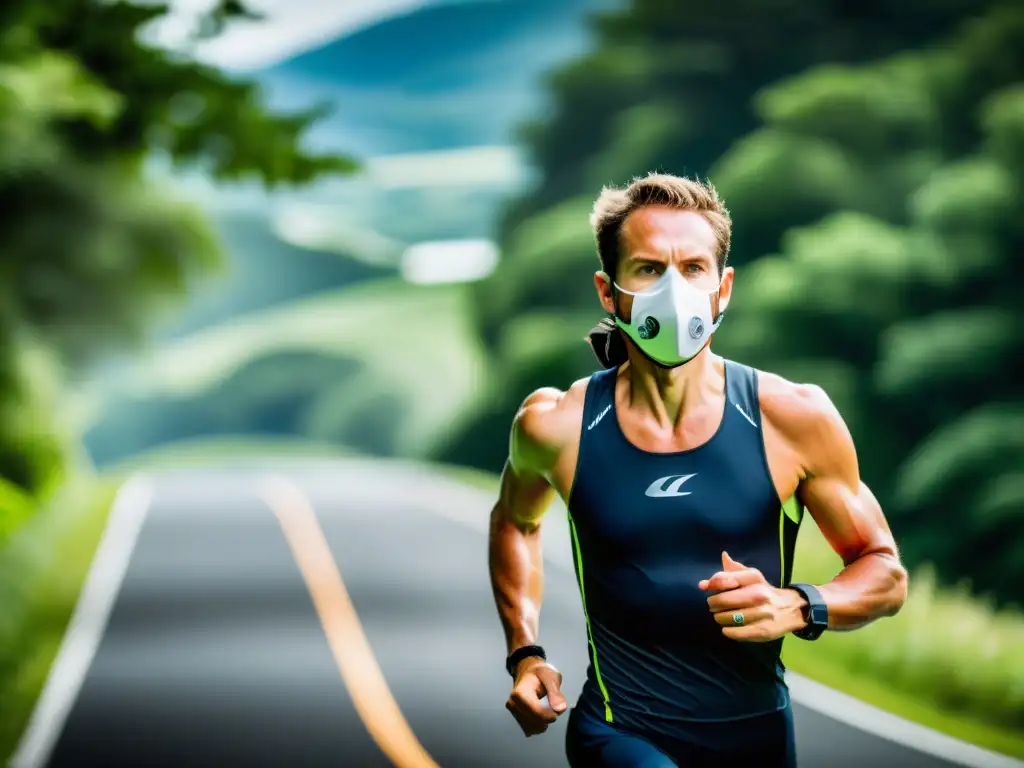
[
  {"left": 595, "top": 271, "right": 616, "bottom": 315},
  {"left": 717, "top": 266, "right": 735, "bottom": 313}
]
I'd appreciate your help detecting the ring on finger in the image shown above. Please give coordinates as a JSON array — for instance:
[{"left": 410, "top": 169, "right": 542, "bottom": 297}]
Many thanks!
[{"left": 732, "top": 612, "right": 745, "bottom": 625}]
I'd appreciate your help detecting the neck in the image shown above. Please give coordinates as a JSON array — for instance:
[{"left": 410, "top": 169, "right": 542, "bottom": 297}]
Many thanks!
[{"left": 622, "top": 344, "right": 718, "bottom": 426}]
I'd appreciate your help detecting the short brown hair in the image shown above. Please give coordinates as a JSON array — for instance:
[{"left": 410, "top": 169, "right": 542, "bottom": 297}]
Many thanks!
[{"left": 589, "top": 172, "right": 732, "bottom": 280}]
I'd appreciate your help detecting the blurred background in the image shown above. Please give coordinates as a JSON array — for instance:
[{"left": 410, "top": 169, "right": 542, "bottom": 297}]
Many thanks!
[{"left": 1, "top": 0, "right": 1023, "bottom": 764}]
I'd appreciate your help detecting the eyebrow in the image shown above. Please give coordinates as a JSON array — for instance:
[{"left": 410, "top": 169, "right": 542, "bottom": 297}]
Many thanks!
[{"left": 627, "top": 251, "right": 713, "bottom": 264}]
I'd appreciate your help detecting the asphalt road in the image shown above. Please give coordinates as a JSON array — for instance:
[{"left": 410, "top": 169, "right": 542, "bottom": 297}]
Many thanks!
[{"left": 11, "top": 460, "right": 1022, "bottom": 768}]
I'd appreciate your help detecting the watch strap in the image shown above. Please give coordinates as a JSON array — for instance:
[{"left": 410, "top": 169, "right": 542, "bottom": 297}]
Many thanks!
[
  {"left": 788, "top": 582, "right": 829, "bottom": 640},
  {"left": 506, "top": 644, "right": 546, "bottom": 678}
]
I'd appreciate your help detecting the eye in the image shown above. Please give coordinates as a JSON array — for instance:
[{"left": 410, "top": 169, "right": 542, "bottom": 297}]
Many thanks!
[
  {"left": 685, "top": 263, "right": 704, "bottom": 273},
  {"left": 639, "top": 264, "right": 659, "bottom": 275}
]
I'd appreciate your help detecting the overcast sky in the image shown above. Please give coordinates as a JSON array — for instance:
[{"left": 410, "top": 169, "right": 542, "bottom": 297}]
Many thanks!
[{"left": 144, "top": 0, "right": 447, "bottom": 70}]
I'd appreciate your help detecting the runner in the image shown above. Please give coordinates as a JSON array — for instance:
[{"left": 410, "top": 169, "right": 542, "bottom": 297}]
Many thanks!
[{"left": 488, "top": 172, "right": 909, "bottom": 767}]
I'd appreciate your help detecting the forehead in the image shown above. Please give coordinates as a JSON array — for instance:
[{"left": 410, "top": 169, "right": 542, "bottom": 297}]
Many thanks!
[{"left": 620, "top": 206, "right": 717, "bottom": 258}]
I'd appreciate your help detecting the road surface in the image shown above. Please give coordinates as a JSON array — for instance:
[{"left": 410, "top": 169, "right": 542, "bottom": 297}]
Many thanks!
[{"left": 11, "top": 459, "right": 1023, "bottom": 768}]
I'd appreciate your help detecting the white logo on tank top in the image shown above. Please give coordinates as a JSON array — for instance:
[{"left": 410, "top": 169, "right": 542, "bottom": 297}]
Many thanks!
[
  {"left": 645, "top": 474, "right": 697, "bottom": 498},
  {"left": 587, "top": 404, "right": 612, "bottom": 431},
  {"left": 734, "top": 402, "right": 757, "bottom": 427}
]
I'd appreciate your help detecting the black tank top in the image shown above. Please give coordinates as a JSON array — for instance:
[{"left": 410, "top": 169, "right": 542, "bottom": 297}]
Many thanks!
[{"left": 566, "top": 360, "right": 803, "bottom": 740}]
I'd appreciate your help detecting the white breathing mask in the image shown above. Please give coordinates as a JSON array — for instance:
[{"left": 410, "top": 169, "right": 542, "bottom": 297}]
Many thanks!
[{"left": 608, "top": 266, "right": 726, "bottom": 368}]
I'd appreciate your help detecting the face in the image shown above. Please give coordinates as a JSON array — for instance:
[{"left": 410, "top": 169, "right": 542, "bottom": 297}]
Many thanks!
[{"left": 595, "top": 206, "right": 734, "bottom": 322}]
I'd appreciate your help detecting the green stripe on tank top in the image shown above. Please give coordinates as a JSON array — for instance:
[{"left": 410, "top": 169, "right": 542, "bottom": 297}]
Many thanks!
[
  {"left": 567, "top": 512, "right": 614, "bottom": 722},
  {"left": 779, "top": 497, "right": 804, "bottom": 585}
]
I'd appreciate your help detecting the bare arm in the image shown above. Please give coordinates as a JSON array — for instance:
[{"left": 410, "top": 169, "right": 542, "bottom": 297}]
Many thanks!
[
  {"left": 792, "top": 385, "right": 909, "bottom": 630},
  {"left": 488, "top": 388, "right": 563, "bottom": 656}
]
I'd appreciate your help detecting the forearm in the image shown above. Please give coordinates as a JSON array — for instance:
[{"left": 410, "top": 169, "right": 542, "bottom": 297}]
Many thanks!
[
  {"left": 815, "top": 551, "right": 908, "bottom": 631},
  {"left": 488, "top": 509, "right": 545, "bottom": 653}
]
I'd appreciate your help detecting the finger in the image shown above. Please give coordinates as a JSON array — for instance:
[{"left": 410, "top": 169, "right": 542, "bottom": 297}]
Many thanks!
[
  {"left": 507, "top": 697, "right": 555, "bottom": 735},
  {"left": 712, "top": 605, "right": 771, "bottom": 627},
  {"left": 511, "top": 688, "right": 559, "bottom": 723},
  {"left": 722, "top": 551, "right": 746, "bottom": 572},
  {"left": 510, "top": 707, "right": 547, "bottom": 737},
  {"left": 700, "top": 567, "right": 765, "bottom": 592},
  {"left": 707, "top": 584, "right": 771, "bottom": 612},
  {"left": 535, "top": 669, "right": 568, "bottom": 713},
  {"left": 722, "top": 623, "right": 779, "bottom": 642}
]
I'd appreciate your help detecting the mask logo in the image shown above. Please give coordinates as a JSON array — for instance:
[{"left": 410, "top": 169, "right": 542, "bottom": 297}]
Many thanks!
[
  {"left": 688, "top": 316, "right": 704, "bottom": 339},
  {"left": 638, "top": 316, "right": 660, "bottom": 340}
]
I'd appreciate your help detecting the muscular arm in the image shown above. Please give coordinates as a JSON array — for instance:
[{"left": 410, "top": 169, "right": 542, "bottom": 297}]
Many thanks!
[
  {"left": 488, "top": 388, "right": 566, "bottom": 655},
  {"left": 789, "top": 385, "right": 909, "bottom": 631}
]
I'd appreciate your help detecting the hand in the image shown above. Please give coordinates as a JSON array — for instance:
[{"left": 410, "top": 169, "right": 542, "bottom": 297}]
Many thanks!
[
  {"left": 699, "top": 551, "right": 807, "bottom": 642},
  {"left": 505, "top": 656, "right": 568, "bottom": 737}
]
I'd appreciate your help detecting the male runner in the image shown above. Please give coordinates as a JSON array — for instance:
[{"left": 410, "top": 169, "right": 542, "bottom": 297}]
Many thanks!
[{"left": 488, "top": 172, "right": 909, "bottom": 767}]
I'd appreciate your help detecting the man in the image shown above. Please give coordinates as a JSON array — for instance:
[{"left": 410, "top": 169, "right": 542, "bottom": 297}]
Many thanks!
[{"left": 487, "top": 172, "right": 909, "bottom": 767}]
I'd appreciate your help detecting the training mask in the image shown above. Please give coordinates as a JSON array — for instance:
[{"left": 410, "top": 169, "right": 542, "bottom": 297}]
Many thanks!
[{"left": 608, "top": 266, "right": 726, "bottom": 368}]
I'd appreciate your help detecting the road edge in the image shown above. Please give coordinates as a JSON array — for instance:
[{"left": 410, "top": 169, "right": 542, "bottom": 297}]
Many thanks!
[{"left": 8, "top": 475, "right": 155, "bottom": 768}]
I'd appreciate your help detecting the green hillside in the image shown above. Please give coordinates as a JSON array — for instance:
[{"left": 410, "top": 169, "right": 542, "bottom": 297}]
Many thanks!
[{"left": 85, "top": 279, "right": 491, "bottom": 464}]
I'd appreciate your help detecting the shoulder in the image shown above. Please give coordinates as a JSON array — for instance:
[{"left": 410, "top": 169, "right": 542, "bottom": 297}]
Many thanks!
[
  {"left": 756, "top": 370, "right": 855, "bottom": 478},
  {"left": 510, "top": 375, "right": 591, "bottom": 474}
]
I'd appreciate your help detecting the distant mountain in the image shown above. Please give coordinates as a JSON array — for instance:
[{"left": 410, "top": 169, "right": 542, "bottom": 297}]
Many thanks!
[
  {"left": 154, "top": 210, "right": 391, "bottom": 341},
  {"left": 142, "top": 0, "right": 617, "bottom": 341},
  {"left": 257, "top": 0, "right": 617, "bottom": 155}
]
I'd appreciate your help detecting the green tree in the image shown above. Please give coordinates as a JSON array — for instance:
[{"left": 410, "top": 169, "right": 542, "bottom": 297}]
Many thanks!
[
  {"left": 0, "top": 0, "right": 356, "bottom": 509},
  {"left": 494, "top": 0, "right": 990, "bottom": 279},
  {"left": 438, "top": 0, "right": 1004, "bottom": 473},
  {"left": 712, "top": 5, "right": 1024, "bottom": 604}
]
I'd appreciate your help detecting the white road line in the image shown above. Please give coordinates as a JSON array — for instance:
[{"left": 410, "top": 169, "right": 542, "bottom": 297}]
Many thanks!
[
  {"left": 9, "top": 475, "right": 155, "bottom": 768},
  {"left": 287, "top": 457, "right": 1023, "bottom": 768},
  {"left": 786, "top": 675, "right": 1023, "bottom": 768}
]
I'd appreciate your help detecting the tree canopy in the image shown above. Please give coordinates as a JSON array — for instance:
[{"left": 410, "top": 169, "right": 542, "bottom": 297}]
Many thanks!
[
  {"left": 443, "top": 1, "right": 1024, "bottom": 606},
  {"left": 0, "top": 0, "right": 355, "bottom": 506}
]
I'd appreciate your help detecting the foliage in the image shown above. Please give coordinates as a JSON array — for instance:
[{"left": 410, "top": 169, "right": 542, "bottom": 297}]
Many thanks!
[
  {"left": 443, "top": 2, "right": 1024, "bottom": 607},
  {"left": 0, "top": 0, "right": 356, "bottom": 507},
  {"left": 712, "top": 5, "right": 1024, "bottom": 604},
  {"left": 0, "top": 475, "right": 119, "bottom": 762},
  {"left": 478, "top": 0, "right": 992, "bottom": 347},
  {"left": 84, "top": 280, "right": 491, "bottom": 466}
]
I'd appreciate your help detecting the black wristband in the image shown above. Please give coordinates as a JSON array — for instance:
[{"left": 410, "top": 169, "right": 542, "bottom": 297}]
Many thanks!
[
  {"left": 788, "top": 582, "right": 829, "bottom": 641},
  {"left": 506, "top": 644, "right": 546, "bottom": 678}
]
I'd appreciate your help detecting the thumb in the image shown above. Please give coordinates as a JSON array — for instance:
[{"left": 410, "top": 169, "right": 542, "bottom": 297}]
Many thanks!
[
  {"left": 722, "top": 551, "right": 745, "bottom": 571},
  {"left": 537, "top": 668, "right": 568, "bottom": 713}
]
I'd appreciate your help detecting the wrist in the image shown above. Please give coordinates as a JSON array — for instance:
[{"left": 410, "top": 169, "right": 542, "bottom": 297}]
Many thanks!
[
  {"left": 514, "top": 655, "right": 545, "bottom": 678},
  {"left": 783, "top": 588, "right": 809, "bottom": 632},
  {"left": 506, "top": 643, "right": 546, "bottom": 678},
  {"left": 787, "top": 582, "right": 829, "bottom": 640}
]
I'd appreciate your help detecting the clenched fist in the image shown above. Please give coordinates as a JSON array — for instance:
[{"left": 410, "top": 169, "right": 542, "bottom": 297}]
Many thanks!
[
  {"left": 505, "top": 656, "right": 568, "bottom": 737},
  {"left": 699, "top": 551, "right": 807, "bottom": 642}
]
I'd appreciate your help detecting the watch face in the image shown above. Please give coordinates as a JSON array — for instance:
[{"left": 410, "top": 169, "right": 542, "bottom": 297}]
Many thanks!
[{"left": 810, "top": 604, "right": 828, "bottom": 625}]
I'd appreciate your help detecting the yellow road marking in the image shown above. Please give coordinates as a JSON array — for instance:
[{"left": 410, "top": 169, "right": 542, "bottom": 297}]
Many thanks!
[{"left": 258, "top": 476, "right": 441, "bottom": 768}]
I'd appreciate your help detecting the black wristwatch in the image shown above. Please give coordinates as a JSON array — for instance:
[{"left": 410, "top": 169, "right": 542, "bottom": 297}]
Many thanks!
[
  {"left": 788, "top": 582, "right": 829, "bottom": 641},
  {"left": 506, "top": 644, "right": 546, "bottom": 678}
]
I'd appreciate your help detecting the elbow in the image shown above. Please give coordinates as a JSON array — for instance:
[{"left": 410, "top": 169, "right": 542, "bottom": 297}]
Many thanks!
[{"left": 884, "top": 559, "right": 909, "bottom": 617}]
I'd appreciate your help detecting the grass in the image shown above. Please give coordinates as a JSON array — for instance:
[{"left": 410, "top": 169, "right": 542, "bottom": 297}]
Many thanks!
[
  {"left": 105, "top": 434, "right": 359, "bottom": 473},
  {"left": 431, "top": 464, "right": 1024, "bottom": 759},
  {"left": 109, "top": 277, "right": 491, "bottom": 458},
  {"left": 0, "top": 475, "right": 121, "bottom": 764}
]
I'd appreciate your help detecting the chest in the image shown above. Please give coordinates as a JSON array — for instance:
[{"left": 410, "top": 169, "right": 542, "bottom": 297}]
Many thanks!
[{"left": 568, "top": 438, "right": 780, "bottom": 563}]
